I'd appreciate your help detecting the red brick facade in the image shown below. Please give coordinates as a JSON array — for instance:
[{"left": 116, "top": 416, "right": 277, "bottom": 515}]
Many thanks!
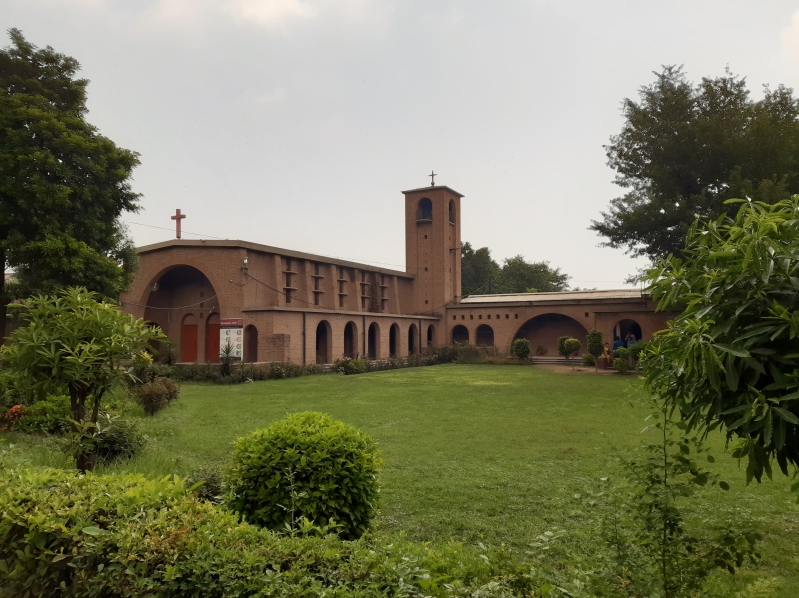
[{"left": 119, "top": 184, "right": 674, "bottom": 364}]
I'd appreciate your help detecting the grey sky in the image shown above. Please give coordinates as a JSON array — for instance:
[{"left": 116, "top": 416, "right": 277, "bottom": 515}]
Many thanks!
[{"left": 4, "top": 1, "right": 799, "bottom": 288}]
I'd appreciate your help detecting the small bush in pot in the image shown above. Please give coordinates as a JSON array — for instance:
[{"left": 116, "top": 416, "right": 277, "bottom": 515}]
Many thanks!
[
  {"left": 226, "top": 411, "right": 382, "bottom": 539},
  {"left": 582, "top": 353, "right": 596, "bottom": 367}
]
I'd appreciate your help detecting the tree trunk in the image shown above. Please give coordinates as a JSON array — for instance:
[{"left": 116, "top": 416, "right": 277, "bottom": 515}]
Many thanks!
[{"left": 77, "top": 452, "right": 97, "bottom": 473}]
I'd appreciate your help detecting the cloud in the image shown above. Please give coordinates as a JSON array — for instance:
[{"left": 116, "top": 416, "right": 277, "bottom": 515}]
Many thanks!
[
  {"left": 781, "top": 9, "right": 799, "bottom": 65},
  {"left": 224, "top": 0, "right": 317, "bottom": 28}
]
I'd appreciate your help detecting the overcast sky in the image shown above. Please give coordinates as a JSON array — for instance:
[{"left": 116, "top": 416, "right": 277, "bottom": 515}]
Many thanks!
[{"left": 4, "top": 1, "right": 799, "bottom": 288}]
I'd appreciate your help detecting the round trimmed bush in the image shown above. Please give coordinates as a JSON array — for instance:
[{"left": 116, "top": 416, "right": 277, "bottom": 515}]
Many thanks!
[
  {"left": 226, "top": 412, "right": 382, "bottom": 539},
  {"left": 510, "top": 338, "right": 531, "bottom": 359}
]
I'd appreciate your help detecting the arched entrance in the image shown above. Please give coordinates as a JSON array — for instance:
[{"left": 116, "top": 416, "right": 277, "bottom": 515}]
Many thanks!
[
  {"left": 316, "top": 320, "right": 331, "bottom": 364},
  {"left": 408, "top": 323, "right": 418, "bottom": 354},
  {"left": 476, "top": 324, "right": 494, "bottom": 347},
  {"left": 181, "top": 314, "right": 198, "bottom": 362},
  {"left": 344, "top": 321, "right": 357, "bottom": 358},
  {"left": 389, "top": 323, "right": 399, "bottom": 356},
  {"left": 427, "top": 324, "right": 435, "bottom": 347},
  {"left": 452, "top": 325, "right": 469, "bottom": 344},
  {"left": 244, "top": 325, "right": 258, "bottom": 363},
  {"left": 368, "top": 323, "right": 380, "bottom": 359},
  {"left": 514, "top": 313, "right": 587, "bottom": 357},
  {"left": 205, "top": 313, "right": 220, "bottom": 363},
  {"left": 614, "top": 319, "right": 643, "bottom": 346},
  {"left": 143, "top": 265, "right": 221, "bottom": 364}
]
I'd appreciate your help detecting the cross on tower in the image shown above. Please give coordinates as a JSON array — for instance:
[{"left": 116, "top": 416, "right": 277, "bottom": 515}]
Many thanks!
[
  {"left": 429, "top": 170, "right": 437, "bottom": 186},
  {"left": 171, "top": 209, "right": 186, "bottom": 239}
]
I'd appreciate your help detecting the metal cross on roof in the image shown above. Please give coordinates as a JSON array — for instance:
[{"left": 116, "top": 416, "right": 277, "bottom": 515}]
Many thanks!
[
  {"left": 171, "top": 209, "right": 186, "bottom": 239},
  {"left": 429, "top": 170, "right": 437, "bottom": 186}
]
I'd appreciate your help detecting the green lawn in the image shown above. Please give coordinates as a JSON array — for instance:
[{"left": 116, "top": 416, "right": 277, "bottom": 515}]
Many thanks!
[{"left": 9, "top": 364, "right": 799, "bottom": 597}]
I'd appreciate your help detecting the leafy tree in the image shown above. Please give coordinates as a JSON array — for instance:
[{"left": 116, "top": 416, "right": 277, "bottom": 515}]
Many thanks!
[
  {"left": 461, "top": 243, "right": 569, "bottom": 297},
  {"left": 461, "top": 242, "right": 501, "bottom": 296},
  {"left": 563, "top": 338, "right": 581, "bottom": 370},
  {"left": 592, "top": 65, "right": 799, "bottom": 260},
  {"left": 643, "top": 198, "right": 799, "bottom": 484},
  {"left": 587, "top": 328, "right": 603, "bottom": 371},
  {"left": 498, "top": 255, "right": 569, "bottom": 293},
  {"left": 0, "top": 29, "right": 141, "bottom": 336},
  {"left": 0, "top": 287, "right": 164, "bottom": 471}
]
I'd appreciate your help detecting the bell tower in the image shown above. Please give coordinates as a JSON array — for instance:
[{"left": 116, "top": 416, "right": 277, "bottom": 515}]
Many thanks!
[{"left": 403, "top": 182, "right": 463, "bottom": 313}]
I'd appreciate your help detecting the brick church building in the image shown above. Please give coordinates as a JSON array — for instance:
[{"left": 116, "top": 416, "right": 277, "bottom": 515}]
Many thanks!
[{"left": 119, "top": 183, "right": 671, "bottom": 364}]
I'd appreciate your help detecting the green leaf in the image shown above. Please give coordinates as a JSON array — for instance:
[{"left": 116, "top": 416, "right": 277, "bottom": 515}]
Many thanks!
[
  {"left": 772, "top": 407, "right": 799, "bottom": 425},
  {"left": 715, "top": 344, "right": 750, "bottom": 358},
  {"left": 81, "top": 526, "right": 108, "bottom": 536}
]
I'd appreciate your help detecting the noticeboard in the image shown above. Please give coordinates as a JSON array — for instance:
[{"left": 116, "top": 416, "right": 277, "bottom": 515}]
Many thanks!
[{"left": 219, "top": 318, "right": 243, "bottom": 360}]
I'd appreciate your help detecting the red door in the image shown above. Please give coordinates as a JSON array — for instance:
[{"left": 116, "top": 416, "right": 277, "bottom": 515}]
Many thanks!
[
  {"left": 205, "top": 314, "right": 220, "bottom": 363},
  {"left": 182, "top": 325, "right": 198, "bottom": 363}
]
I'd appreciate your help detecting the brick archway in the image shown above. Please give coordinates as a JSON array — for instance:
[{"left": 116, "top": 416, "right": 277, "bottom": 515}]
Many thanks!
[{"left": 514, "top": 313, "right": 587, "bottom": 357}]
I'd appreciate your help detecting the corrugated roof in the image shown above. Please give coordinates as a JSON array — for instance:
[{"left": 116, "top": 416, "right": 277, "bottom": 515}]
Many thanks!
[{"left": 460, "top": 289, "right": 645, "bottom": 304}]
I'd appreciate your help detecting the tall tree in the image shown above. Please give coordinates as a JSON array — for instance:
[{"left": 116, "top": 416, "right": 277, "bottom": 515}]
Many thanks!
[
  {"left": 0, "top": 29, "right": 141, "bottom": 336},
  {"left": 461, "top": 242, "right": 569, "bottom": 296},
  {"left": 461, "top": 242, "right": 501, "bottom": 296},
  {"left": 591, "top": 65, "right": 799, "bottom": 260},
  {"left": 497, "top": 255, "right": 569, "bottom": 293}
]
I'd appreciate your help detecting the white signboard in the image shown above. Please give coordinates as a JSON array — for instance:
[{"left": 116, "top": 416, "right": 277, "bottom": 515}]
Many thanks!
[{"left": 220, "top": 318, "right": 243, "bottom": 360}]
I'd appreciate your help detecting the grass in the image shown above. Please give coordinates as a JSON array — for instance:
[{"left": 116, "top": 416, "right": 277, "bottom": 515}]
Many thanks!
[{"left": 7, "top": 364, "right": 799, "bottom": 597}]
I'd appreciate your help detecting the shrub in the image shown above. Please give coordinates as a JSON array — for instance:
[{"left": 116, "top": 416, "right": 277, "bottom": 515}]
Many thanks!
[
  {"left": 616, "top": 346, "right": 631, "bottom": 360},
  {"left": 510, "top": 338, "right": 531, "bottom": 359},
  {"left": 613, "top": 357, "right": 630, "bottom": 374},
  {"left": 0, "top": 370, "right": 27, "bottom": 410},
  {"left": 0, "top": 467, "right": 541, "bottom": 597},
  {"left": 93, "top": 417, "right": 147, "bottom": 463},
  {"left": 226, "top": 412, "right": 382, "bottom": 539},
  {"left": 628, "top": 340, "right": 649, "bottom": 364},
  {"left": 582, "top": 353, "right": 596, "bottom": 367},
  {"left": 587, "top": 328, "right": 604, "bottom": 361},
  {"left": 429, "top": 344, "right": 458, "bottom": 363},
  {"left": 334, "top": 357, "right": 369, "bottom": 375},
  {"left": 17, "top": 395, "right": 72, "bottom": 435},
  {"left": 186, "top": 464, "right": 225, "bottom": 504},
  {"left": 0, "top": 404, "right": 25, "bottom": 432},
  {"left": 133, "top": 376, "right": 180, "bottom": 416},
  {"left": 564, "top": 338, "right": 582, "bottom": 359},
  {"left": 454, "top": 342, "right": 481, "bottom": 364}
]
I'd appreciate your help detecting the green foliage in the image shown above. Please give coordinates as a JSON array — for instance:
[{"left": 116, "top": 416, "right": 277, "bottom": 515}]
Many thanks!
[
  {"left": 557, "top": 336, "right": 569, "bottom": 357},
  {"left": 186, "top": 464, "right": 225, "bottom": 504},
  {"left": 91, "top": 416, "right": 147, "bottom": 463},
  {"left": 592, "top": 65, "right": 799, "bottom": 260},
  {"left": 0, "top": 466, "right": 541, "bottom": 597},
  {"left": 564, "top": 338, "right": 581, "bottom": 357},
  {"left": 643, "top": 198, "right": 799, "bottom": 483},
  {"left": 461, "top": 242, "right": 569, "bottom": 296},
  {"left": 581, "top": 353, "right": 595, "bottom": 367},
  {"left": 0, "top": 369, "right": 25, "bottom": 410},
  {"left": 588, "top": 408, "right": 760, "bottom": 597},
  {"left": 220, "top": 338, "right": 235, "bottom": 377},
  {"left": 587, "top": 328, "right": 604, "bottom": 359},
  {"left": 0, "top": 29, "right": 142, "bottom": 340},
  {"left": 17, "top": 395, "right": 71, "bottom": 435},
  {"left": 0, "top": 287, "right": 163, "bottom": 471},
  {"left": 613, "top": 357, "right": 630, "bottom": 374},
  {"left": 510, "top": 338, "right": 531, "bottom": 359},
  {"left": 454, "top": 342, "right": 481, "bottom": 364},
  {"left": 334, "top": 357, "right": 369, "bottom": 375},
  {"left": 132, "top": 376, "right": 180, "bottom": 416},
  {"left": 227, "top": 412, "right": 382, "bottom": 540}
]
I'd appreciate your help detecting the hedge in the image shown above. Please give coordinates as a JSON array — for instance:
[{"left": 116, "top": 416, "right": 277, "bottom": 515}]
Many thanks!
[{"left": 0, "top": 467, "right": 542, "bottom": 597}]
